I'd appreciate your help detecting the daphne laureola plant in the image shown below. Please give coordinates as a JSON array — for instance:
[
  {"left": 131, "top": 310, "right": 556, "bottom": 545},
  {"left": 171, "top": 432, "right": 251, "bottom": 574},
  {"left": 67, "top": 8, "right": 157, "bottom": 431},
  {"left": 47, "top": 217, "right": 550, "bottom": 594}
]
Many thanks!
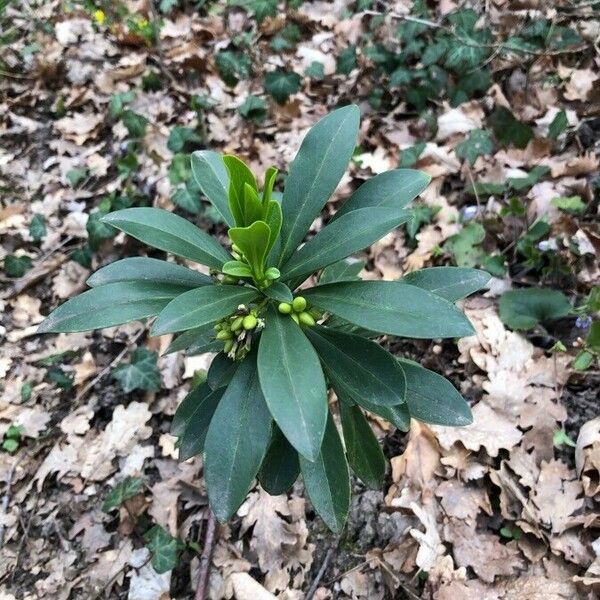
[{"left": 39, "top": 105, "right": 489, "bottom": 533}]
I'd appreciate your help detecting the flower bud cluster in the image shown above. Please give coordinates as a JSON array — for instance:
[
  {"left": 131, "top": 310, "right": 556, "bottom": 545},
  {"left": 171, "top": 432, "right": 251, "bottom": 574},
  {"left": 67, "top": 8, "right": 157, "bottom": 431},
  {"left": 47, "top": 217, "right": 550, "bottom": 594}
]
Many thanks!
[
  {"left": 215, "top": 304, "right": 263, "bottom": 360},
  {"left": 277, "top": 296, "right": 320, "bottom": 327}
]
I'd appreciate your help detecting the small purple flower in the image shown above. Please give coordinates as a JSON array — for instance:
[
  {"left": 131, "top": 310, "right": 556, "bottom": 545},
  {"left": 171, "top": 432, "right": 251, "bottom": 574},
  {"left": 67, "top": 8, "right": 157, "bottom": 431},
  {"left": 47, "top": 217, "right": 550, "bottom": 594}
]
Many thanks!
[
  {"left": 576, "top": 315, "right": 592, "bottom": 329},
  {"left": 462, "top": 205, "right": 478, "bottom": 221},
  {"left": 537, "top": 240, "right": 551, "bottom": 252}
]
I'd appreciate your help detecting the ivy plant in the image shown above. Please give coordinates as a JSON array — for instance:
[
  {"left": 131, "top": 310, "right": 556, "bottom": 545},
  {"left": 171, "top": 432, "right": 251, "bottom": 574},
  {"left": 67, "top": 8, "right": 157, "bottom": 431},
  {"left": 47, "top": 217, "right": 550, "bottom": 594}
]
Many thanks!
[{"left": 39, "top": 105, "right": 489, "bottom": 533}]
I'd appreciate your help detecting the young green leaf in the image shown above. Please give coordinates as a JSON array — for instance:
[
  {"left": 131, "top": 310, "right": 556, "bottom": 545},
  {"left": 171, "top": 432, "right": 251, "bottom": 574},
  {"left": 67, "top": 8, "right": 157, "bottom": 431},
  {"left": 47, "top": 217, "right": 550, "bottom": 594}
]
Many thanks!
[
  {"left": 101, "top": 208, "right": 231, "bottom": 269},
  {"left": 499, "top": 288, "right": 571, "bottom": 331},
  {"left": 299, "top": 412, "right": 350, "bottom": 534},
  {"left": 38, "top": 281, "right": 189, "bottom": 333},
  {"left": 279, "top": 105, "right": 360, "bottom": 264},
  {"left": 400, "top": 267, "right": 490, "bottom": 302},
  {"left": 262, "top": 166, "right": 278, "bottom": 206},
  {"left": 190, "top": 150, "right": 234, "bottom": 226},
  {"left": 333, "top": 169, "right": 431, "bottom": 220},
  {"left": 205, "top": 351, "right": 272, "bottom": 521},
  {"left": 112, "top": 348, "right": 161, "bottom": 393},
  {"left": 258, "top": 425, "right": 300, "bottom": 496},
  {"left": 223, "top": 155, "right": 258, "bottom": 227},
  {"left": 305, "top": 326, "right": 406, "bottom": 406},
  {"left": 222, "top": 260, "right": 254, "bottom": 278},
  {"left": 152, "top": 285, "right": 259, "bottom": 335},
  {"left": 87, "top": 257, "right": 212, "bottom": 288},
  {"left": 228, "top": 221, "right": 271, "bottom": 276},
  {"left": 400, "top": 359, "right": 472, "bottom": 426},
  {"left": 264, "top": 200, "right": 282, "bottom": 256},
  {"left": 176, "top": 386, "right": 225, "bottom": 460},
  {"left": 304, "top": 281, "right": 475, "bottom": 338},
  {"left": 339, "top": 402, "right": 387, "bottom": 489},
  {"left": 257, "top": 307, "right": 328, "bottom": 461},
  {"left": 281, "top": 208, "right": 411, "bottom": 283}
]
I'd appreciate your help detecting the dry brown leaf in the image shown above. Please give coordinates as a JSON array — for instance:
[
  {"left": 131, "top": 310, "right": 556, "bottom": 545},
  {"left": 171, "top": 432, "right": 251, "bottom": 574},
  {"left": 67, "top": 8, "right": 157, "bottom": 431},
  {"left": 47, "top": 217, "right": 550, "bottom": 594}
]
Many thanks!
[
  {"left": 409, "top": 501, "right": 446, "bottom": 571},
  {"left": 576, "top": 417, "right": 600, "bottom": 498}
]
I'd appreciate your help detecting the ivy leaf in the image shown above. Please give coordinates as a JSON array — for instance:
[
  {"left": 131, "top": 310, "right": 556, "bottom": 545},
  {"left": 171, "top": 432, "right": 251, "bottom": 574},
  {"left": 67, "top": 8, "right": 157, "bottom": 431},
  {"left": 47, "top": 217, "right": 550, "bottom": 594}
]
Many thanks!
[
  {"left": 102, "top": 477, "right": 144, "bottom": 512},
  {"left": 499, "top": 288, "right": 571, "bottom": 331},
  {"left": 167, "top": 126, "right": 203, "bottom": 153},
  {"left": 551, "top": 196, "right": 585, "bottom": 215},
  {"left": 398, "top": 142, "right": 426, "bottom": 168},
  {"left": 248, "top": 0, "right": 277, "bottom": 23},
  {"left": 4, "top": 254, "right": 32, "bottom": 278},
  {"left": 455, "top": 129, "right": 494, "bottom": 165},
  {"left": 239, "top": 95, "right": 268, "bottom": 123},
  {"left": 443, "top": 223, "right": 486, "bottom": 267},
  {"left": 264, "top": 69, "right": 301, "bottom": 104},
  {"left": 144, "top": 525, "right": 184, "bottom": 574},
  {"left": 112, "top": 348, "right": 161, "bottom": 393},
  {"left": 488, "top": 106, "right": 533, "bottom": 149},
  {"left": 548, "top": 109, "right": 568, "bottom": 139},
  {"left": 215, "top": 51, "right": 252, "bottom": 87},
  {"left": 29, "top": 214, "right": 47, "bottom": 242},
  {"left": 336, "top": 45, "right": 357, "bottom": 75},
  {"left": 305, "top": 61, "right": 325, "bottom": 80},
  {"left": 121, "top": 110, "right": 148, "bottom": 138}
]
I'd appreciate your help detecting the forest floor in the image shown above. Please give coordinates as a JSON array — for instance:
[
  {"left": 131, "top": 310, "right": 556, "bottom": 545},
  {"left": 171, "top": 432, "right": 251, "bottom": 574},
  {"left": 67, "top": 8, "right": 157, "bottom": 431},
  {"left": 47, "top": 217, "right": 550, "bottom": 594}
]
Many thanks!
[{"left": 1, "top": 0, "right": 599, "bottom": 599}]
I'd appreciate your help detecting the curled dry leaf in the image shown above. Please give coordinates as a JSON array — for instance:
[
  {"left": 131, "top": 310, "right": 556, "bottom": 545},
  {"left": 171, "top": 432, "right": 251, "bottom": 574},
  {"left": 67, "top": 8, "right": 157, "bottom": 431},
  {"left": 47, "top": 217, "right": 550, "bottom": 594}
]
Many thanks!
[{"left": 576, "top": 417, "right": 600, "bottom": 499}]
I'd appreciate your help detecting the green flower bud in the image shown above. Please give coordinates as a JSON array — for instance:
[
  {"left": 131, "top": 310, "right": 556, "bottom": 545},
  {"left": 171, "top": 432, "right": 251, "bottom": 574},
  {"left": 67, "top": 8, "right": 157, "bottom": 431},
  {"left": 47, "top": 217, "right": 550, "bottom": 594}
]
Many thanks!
[
  {"left": 298, "top": 311, "right": 315, "bottom": 327},
  {"left": 242, "top": 314, "right": 258, "bottom": 330},
  {"left": 291, "top": 313, "right": 300, "bottom": 324},
  {"left": 231, "top": 244, "right": 242, "bottom": 254},
  {"left": 216, "top": 329, "right": 233, "bottom": 340},
  {"left": 222, "top": 275, "right": 238, "bottom": 285},
  {"left": 231, "top": 316, "right": 244, "bottom": 332},
  {"left": 265, "top": 267, "right": 281, "bottom": 280},
  {"left": 214, "top": 323, "right": 223, "bottom": 331},
  {"left": 278, "top": 302, "right": 292, "bottom": 314},
  {"left": 223, "top": 339, "right": 234, "bottom": 354},
  {"left": 292, "top": 296, "right": 307, "bottom": 312}
]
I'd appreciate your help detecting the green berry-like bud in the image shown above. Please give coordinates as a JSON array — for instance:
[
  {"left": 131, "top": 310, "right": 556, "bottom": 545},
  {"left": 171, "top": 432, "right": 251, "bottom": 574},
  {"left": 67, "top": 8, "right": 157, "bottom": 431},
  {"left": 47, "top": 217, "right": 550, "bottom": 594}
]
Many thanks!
[
  {"left": 265, "top": 267, "right": 281, "bottom": 280},
  {"left": 298, "top": 311, "right": 315, "bottom": 327},
  {"left": 231, "top": 244, "right": 242, "bottom": 254},
  {"left": 291, "top": 313, "right": 300, "bottom": 324},
  {"left": 278, "top": 302, "right": 292, "bottom": 314},
  {"left": 231, "top": 316, "right": 244, "bottom": 332},
  {"left": 292, "top": 296, "right": 307, "bottom": 312},
  {"left": 216, "top": 330, "right": 233, "bottom": 340},
  {"left": 242, "top": 314, "right": 258, "bottom": 330},
  {"left": 223, "top": 339, "right": 234, "bottom": 354},
  {"left": 222, "top": 275, "right": 238, "bottom": 284}
]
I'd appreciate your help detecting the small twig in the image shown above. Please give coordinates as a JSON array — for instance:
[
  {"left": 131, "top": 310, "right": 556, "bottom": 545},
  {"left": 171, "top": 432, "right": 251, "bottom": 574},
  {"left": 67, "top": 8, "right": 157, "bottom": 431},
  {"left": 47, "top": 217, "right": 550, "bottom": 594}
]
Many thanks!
[
  {"left": 195, "top": 507, "right": 217, "bottom": 600},
  {"left": 0, "top": 452, "right": 26, "bottom": 547},
  {"left": 306, "top": 547, "right": 335, "bottom": 600}
]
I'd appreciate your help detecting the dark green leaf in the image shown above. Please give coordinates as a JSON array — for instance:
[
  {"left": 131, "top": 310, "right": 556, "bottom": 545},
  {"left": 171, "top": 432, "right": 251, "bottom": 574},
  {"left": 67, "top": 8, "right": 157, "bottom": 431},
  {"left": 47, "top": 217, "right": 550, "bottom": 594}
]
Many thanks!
[
  {"left": 281, "top": 208, "right": 411, "bottom": 283},
  {"left": 340, "top": 402, "right": 386, "bottom": 489},
  {"left": 279, "top": 105, "right": 360, "bottom": 264},
  {"left": 207, "top": 353, "right": 237, "bottom": 389},
  {"left": 587, "top": 321, "right": 600, "bottom": 352},
  {"left": 264, "top": 69, "right": 301, "bottom": 104},
  {"left": 257, "top": 307, "right": 328, "bottom": 461},
  {"left": 3, "top": 254, "right": 32, "bottom": 278},
  {"left": 38, "top": 282, "right": 189, "bottom": 333},
  {"left": 299, "top": 412, "right": 350, "bottom": 534},
  {"left": 400, "top": 267, "right": 490, "bottom": 301},
  {"left": 177, "top": 386, "right": 224, "bottom": 460},
  {"left": 205, "top": 350, "right": 272, "bottom": 521},
  {"left": 262, "top": 281, "right": 293, "bottom": 303},
  {"left": 444, "top": 222, "right": 486, "bottom": 267},
  {"left": 29, "top": 214, "right": 46, "bottom": 242},
  {"left": 304, "top": 281, "right": 475, "bottom": 338},
  {"left": 239, "top": 95, "right": 268, "bottom": 123},
  {"left": 215, "top": 51, "right": 252, "bottom": 86},
  {"left": 305, "top": 325, "right": 406, "bottom": 406},
  {"left": 334, "top": 169, "right": 430, "bottom": 220},
  {"left": 101, "top": 207, "right": 231, "bottom": 269},
  {"left": 319, "top": 259, "right": 364, "bottom": 285},
  {"left": 112, "top": 348, "right": 161, "bottom": 393},
  {"left": 144, "top": 525, "right": 183, "bottom": 574},
  {"left": 455, "top": 129, "right": 494, "bottom": 165},
  {"left": 548, "top": 109, "right": 568, "bottom": 140},
  {"left": 336, "top": 45, "right": 357, "bottom": 74},
  {"left": 164, "top": 323, "right": 220, "bottom": 355},
  {"left": 359, "top": 398, "right": 411, "bottom": 431},
  {"left": 305, "top": 61, "right": 325, "bottom": 80},
  {"left": 102, "top": 477, "right": 143, "bottom": 512},
  {"left": 190, "top": 151, "right": 234, "bottom": 226},
  {"left": 87, "top": 257, "right": 212, "bottom": 288},
  {"left": 499, "top": 288, "right": 571, "bottom": 330},
  {"left": 488, "top": 106, "right": 533, "bottom": 149},
  {"left": 507, "top": 165, "right": 549, "bottom": 191},
  {"left": 167, "top": 126, "right": 203, "bottom": 153},
  {"left": 258, "top": 425, "right": 300, "bottom": 496},
  {"left": 399, "top": 142, "right": 426, "bottom": 168},
  {"left": 152, "top": 285, "right": 259, "bottom": 335},
  {"left": 122, "top": 110, "right": 148, "bottom": 138},
  {"left": 400, "top": 359, "right": 472, "bottom": 426}
]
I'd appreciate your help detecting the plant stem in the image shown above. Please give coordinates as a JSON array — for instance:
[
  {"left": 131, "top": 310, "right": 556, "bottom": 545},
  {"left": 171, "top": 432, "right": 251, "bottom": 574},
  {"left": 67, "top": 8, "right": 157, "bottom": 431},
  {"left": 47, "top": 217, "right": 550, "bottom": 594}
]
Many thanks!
[{"left": 195, "top": 507, "right": 217, "bottom": 600}]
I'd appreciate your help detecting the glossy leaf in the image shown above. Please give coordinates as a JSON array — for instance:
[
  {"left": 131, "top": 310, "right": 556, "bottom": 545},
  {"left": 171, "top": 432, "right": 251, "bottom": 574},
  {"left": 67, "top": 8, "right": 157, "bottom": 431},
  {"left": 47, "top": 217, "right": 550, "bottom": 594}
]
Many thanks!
[
  {"left": 207, "top": 353, "right": 237, "bottom": 390},
  {"left": 190, "top": 150, "right": 234, "bottom": 225},
  {"left": 257, "top": 307, "right": 328, "bottom": 461},
  {"left": 112, "top": 348, "right": 160, "bottom": 393},
  {"left": 400, "top": 267, "right": 490, "bottom": 302},
  {"left": 334, "top": 169, "right": 431, "bottom": 220},
  {"left": 319, "top": 258, "right": 365, "bottom": 285},
  {"left": 176, "top": 386, "right": 225, "bottom": 460},
  {"left": 164, "top": 323, "right": 220, "bottom": 355},
  {"left": 305, "top": 325, "right": 406, "bottom": 406},
  {"left": 228, "top": 221, "right": 271, "bottom": 275},
  {"left": 304, "top": 281, "right": 475, "bottom": 338},
  {"left": 281, "top": 208, "right": 411, "bottom": 282},
  {"left": 299, "top": 412, "right": 350, "bottom": 534},
  {"left": 171, "top": 382, "right": 213, "bottom": 436},
  {"left": 101, "top": 208, "right": 231, "bottom": 269},
  {"left": 400, "top": 359, "right": 472, "bottom": 426},
  {"left": 152, "top": 285, "right": 259, "bottom": 335},
  {"left": 278, "top": 105, "right": 360, "bottom": 264},
  {"left": 499, "top": 288, "right": 571, "bottom": 331},
  {"left": 87, "top": 257, "right": 212, "bottom": 288},
  {"left": 262, "top": 166, "right": 278, "bottom": 205},
  {"left": 262, "top": 281, "right": 293, "bottom": 303},
  {"left": 38, "top": 281, "right": 188, "bottom": 333},
  {"left": 358, "top": 397, "right": 411, "bottom": 432},
  {"left": 264, "top": 200, "right": 282, "bottom": 255},
  {"left": 223, "top": 155, "right": 258, "bottom": 226},
  {"left": 258, "top": 425, "right": 300, "bottom": 496},
  {"left": 339, "top": 402, "right": 386, "bottom": 489},
  {"left": 222, "top": 260, "right": 253, "bottom": 278},
  {"left": 205, "top": 351, "right": 272, "bottom": 521}
]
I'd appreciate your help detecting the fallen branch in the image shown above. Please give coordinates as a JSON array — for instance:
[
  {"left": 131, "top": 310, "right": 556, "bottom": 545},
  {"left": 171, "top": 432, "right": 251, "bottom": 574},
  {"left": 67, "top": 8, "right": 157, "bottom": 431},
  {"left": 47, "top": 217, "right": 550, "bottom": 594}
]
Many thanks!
[
  {"left": 195, "top": 507, "right": 218, "bottom": 600},
  {"left": 305, "top": 547, "right": 335, "bottom": 600}
]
